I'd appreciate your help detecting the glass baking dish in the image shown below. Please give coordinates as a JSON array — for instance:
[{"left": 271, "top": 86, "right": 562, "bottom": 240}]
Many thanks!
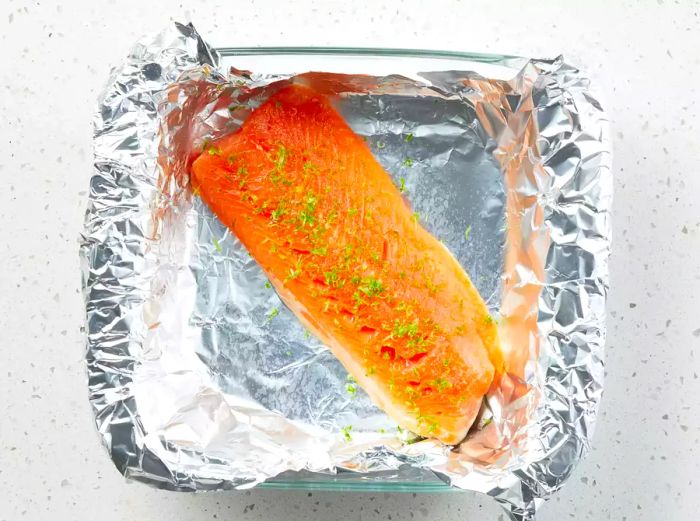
[
  {"left": 214, "top": 47, "right": 524, "bottom": 493},
  {"left": 86, "top": 27, "right": 610, "bottom": 520}
]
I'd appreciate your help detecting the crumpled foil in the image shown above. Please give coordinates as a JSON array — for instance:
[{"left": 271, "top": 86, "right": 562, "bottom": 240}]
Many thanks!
[{"left": 81, "top": 23, "right": 611, "bottom": 521}]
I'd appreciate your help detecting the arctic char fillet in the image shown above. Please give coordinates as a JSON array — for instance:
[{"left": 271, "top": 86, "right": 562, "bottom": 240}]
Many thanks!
[{"left": 191, "top": 84, "right": 503, "bottom": 444}]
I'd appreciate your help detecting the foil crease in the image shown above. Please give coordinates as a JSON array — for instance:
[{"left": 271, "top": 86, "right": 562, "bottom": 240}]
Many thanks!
[{"left": 81, "top": 23, "right": 611, "bottom": 521}]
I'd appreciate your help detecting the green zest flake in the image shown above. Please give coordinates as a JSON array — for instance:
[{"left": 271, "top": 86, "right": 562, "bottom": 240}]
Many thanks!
[
  {"left": 412, "top": 211, "right": 420, "bottom": 223},
  {"left": 408, "top": 335, "right": 429, "bottom": 350},
  {"left": 366, "top": 365, "right": 376, "bottom": 376},
  {"left": 303, "top": 162, "right": 318, "bottom": 173},
  {"left": 267, "top": 307, "right": 279, "bottom": 321},
  {"left": 484, "top": 315, "right": 495, "bottom": 325},
  {"left": 212, "top": 238, "right": 223, "bottom": 253},
  {"left": 402, "top": 157, "right": 414, "bottom": 167},
  {"left": 227, "top": 154, "right": 237, "bottom": 165},
  {"left": 393, "top": 318, "right": 419, "bottom": 339},
  {"left": 341, "top": 425, "right": 353, "bottom": 441},
  {"left": 399, "top": 177, "right": 406, "bottom": 193},
  {"left": 324, "top": 269, "right": 344, "bottom": 288},
  {"left": 299, "top": 210, "right": 314, "bottom": 226},
  {"left": 207, "top": 146, "right": 222, "bottom": 156},
  {"left": 434, "top": 377, "right": 451, "bottom": 392},
  {"left": 442, "top": 359, "right": 450, "bottom": 367},
  {"left": 464, "top": 225, "right": 472, "bottom": 240},
  {"left": 345, "top": 382, "right": 357, "bottom": 396},
  {"left": 311, "top": 246, "right": 327, "bottom": 256},
  {"left": 359, "top": 277, "right": 384, "bottom": 298},
  {"left": 305, "top": 192, "right": 318, "bottom": 210},
  {"left": 270, "top": 203, "right": 286, "bottom": 222},
  {"left": 378, "top": 428, "right": 386, "bottom": 434},
  {"left": 347, "top": 207, "right": 358, "bottom": 217},
  {"left": 396, "top": 425, "right": 404, "bottom": 434},
  {"left": 237, "top": 166, "right": 249, "bottom": 188},
  {"left": 298, "top": 193, "right": 318, "bottom": 227},
  {"left": 405, "top": 434, "right": 425, "bottom": 444},
  {"left": 286, "top": 350, "right": 293, "bottom": 356},
  {"left": 350, "top": 275, "right": 361, "bottom": 285},
  {"left": 352, "top": 291, "right": 365, "bottom": 306},
  {"left": 276, "top": 145, "right": 288, "bottom": 169},
  {"left": 405, "top": 133, "right": 414, "bottom": 143},
  {"left": 264, "top": 281, "right": 272, "bottom": 289},
  {"left": 304, "top": 329, "right": 312, "bottom": 340},
  {"left": 346, "top": 374, "right": 356, "bottom": 383},
  {"left": 482, "top": 417, "right": 493, "bottom": 427},
  {"left": 254, "top": 200, "right": 269, "bottom": 215},
  {"left": 285, "top": 258, "right": 303, "bottom": 281},
  {"left": 376, "top": 141, "right": 386, "bottom": 149}
]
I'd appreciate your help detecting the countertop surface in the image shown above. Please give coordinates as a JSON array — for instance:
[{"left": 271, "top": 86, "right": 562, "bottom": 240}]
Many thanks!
[{"left": 1, "top": 1, "right": 699, "bottom": 520}]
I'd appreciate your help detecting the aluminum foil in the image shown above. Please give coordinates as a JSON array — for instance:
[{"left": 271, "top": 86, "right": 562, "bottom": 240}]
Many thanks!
[{"left": 81, "top": 23, "right": 611, "bottom": 521}]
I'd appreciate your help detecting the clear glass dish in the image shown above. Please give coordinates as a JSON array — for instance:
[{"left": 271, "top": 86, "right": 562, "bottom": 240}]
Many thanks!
[
  {"left": 88, "top": 27, "right": 610, "bottom": 518},
  {"left": 213, "top": 46, "right": 525, "bottom": 493},
  {"left": 217, "top": 46, "right": 526, "bottom": 81}
]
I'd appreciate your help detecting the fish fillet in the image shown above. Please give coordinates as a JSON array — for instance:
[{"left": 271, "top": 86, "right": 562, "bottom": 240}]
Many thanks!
[{"left": 191, "top": 84, "right": 503, "bottom": 444}]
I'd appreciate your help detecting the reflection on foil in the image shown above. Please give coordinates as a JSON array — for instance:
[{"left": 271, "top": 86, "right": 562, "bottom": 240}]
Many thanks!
[{"left": 81, "top": 22, "right": 611, "bottom": 521}]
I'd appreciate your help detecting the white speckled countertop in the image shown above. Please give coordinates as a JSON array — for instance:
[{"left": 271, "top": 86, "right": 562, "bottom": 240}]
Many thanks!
[{"left": 1, "top": 1, "right": 699, "bottom": 519}]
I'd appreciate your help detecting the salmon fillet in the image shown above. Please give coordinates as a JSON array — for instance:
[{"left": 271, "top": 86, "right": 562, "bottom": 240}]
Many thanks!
[{"left": 191, "top": 84, "right": 503, "bottom": 444}]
